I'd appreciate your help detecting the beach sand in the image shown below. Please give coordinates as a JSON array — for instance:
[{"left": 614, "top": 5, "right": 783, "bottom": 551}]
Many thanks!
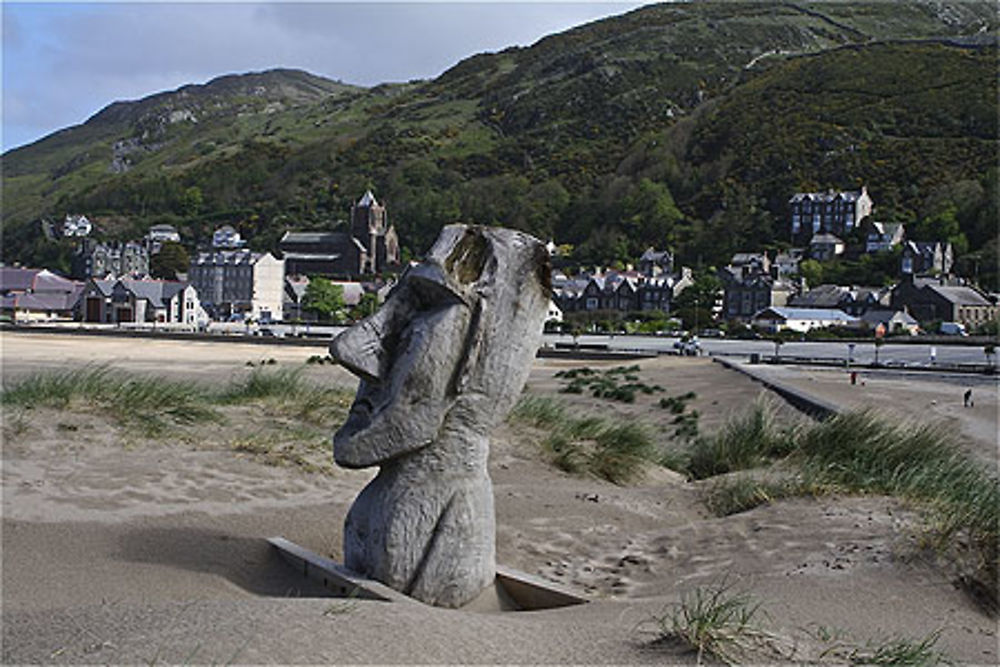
[{"left": 2, "top": 331, "right": 996, "bottom": 664}]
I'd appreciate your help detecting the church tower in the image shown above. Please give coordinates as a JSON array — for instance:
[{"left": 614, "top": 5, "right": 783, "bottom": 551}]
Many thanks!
[{"left": 351, "top": 190, "right": 387, "bottom": 273}]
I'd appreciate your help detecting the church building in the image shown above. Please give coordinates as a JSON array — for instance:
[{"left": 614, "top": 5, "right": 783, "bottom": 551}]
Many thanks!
[{"left": 280, "top": 191, "right": 400, "bottom": 279}]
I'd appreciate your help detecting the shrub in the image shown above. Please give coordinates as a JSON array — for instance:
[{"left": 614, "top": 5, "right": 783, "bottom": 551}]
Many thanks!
[
  {"left": 649, "top": 579, "right": 782, "bottom": 664},
  {"left": 511, "top": 395, "right": 662, "bottom": 484},
  {"left": 686, "top": 400, "right": 795, "bottom": 480}
]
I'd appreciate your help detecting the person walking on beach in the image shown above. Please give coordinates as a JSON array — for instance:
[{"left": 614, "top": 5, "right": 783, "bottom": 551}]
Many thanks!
[{"left": 964, "top": 388, "right": 973, "bottom": 407}]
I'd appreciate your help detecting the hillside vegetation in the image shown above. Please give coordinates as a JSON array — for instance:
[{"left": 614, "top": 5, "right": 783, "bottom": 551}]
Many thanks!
[{"left": 2, "top": 1, "right": 997, "bottom": 287}]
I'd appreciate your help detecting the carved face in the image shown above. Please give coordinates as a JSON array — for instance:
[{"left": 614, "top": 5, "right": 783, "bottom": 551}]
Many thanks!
[
  {"left": 330, "top": 267, "right": 475, "bottom": 468},
  {"left": 330, "top": 225, "right": 551, "bottom": 470}
]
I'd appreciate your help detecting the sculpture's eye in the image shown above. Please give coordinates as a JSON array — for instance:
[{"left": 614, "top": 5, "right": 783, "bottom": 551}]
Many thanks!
[{"left": 408, "top": 276, "right": 462, "bottom": 313}]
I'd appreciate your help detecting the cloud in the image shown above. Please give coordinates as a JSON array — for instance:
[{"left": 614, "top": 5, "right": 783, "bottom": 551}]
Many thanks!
[{"left": 2, "top": 2, "right": 650, "bottom": 151}]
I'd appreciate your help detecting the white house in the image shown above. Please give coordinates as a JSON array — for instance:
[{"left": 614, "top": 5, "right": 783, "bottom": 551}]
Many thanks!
[
  {"left": 147, "top": 224, "right": 181, "bottom": 243},
  {"left": 546, "top": 300, "right": 564, "bottom": 324},
  {"left": 751, "top": 306, "right": 858, "bottom": 333},
  {"left": 212, "top": 225, "right": 245, "bottom": 249},
  {"left": 62, "top": 214, "right": 92, "bottom": 237},
  {"left": 809, "top": 233, "right": 846, "bottom": 261}
]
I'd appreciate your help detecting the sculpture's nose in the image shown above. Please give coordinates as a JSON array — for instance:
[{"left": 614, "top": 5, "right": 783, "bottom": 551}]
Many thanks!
[{"left": 329, "top": 307, "right": 392, "bottom": 384}]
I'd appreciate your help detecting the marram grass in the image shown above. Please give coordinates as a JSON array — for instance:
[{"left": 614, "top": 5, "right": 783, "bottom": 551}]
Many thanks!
[
  {"left": 510, "top": 394, "right": 662, "bottom": 484},
  {"left": 1, "top": 364, "right": 351, "bottom": 434}
]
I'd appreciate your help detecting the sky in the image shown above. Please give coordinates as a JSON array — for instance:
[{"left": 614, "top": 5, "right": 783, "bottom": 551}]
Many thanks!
[{"left": 2, "top": 1, "right": 654, "bottom": 152}]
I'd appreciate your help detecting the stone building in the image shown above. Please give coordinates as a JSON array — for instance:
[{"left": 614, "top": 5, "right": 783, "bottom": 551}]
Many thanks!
[
  {"left": 188, "top": 249, "right": 284, "bottom": 322},
  {"left": 900, "top": 241, "right": 953, "bottom": 276},
  {"left": 71, "top": 239, "right": 149, "bottom": 279},
  {"left": 553, "top": 267, "right": 693, "bottom": 315},
  {"left": 890, "top": 276, "right": 996, "bottom": 327},
  {"left": 789, "top": 186, "right": 873, "bottom": 244},
  {"left": 720, "top": 271, "right": 795, "bottom": 322},
  {"left": 280, "top": 191, "right": 400, "bottom": 279}
]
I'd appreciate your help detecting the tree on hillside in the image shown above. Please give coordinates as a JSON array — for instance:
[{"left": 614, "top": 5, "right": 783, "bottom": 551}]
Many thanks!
[
  {"left": 622, "top": 178, "right": 683, "bottom": 249},
  {"left": 302, "top": 277, "right": 345, "bottom": 322},
  {"left": 672, "top": 272, "right": 722, "bottom": 331},
  {"left": 150, "top": 241, "right": 190, "bottom": 280},
  {"left": 798, "top": 259, "right": 823, "bottom": 289}
]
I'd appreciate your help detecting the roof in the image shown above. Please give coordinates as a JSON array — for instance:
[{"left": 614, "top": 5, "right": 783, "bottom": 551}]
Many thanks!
[
  {"left": 7, "top": 292, "right": 78, "bottom": 312},
  {"left": 1, "top": 268, "right": 81, "bottom": 295},
  {"left": 331, "top": 281, "right": 365, "bottom": 306},
  {"left": 754, "top": 307, "right": 857, "bottom": 322},
  {"left": 860, "top": 309, "right": 918, "bottom": 325},
  {"left": 0, "top": 267, "right": 40, "bottom": 292},
  {"left": 640, "top": 248, "right": 672, "bottom": 262},
  {"left": 357, "top": 190, "right": 378, "bottom": 208},
  {"left": 789, "top": 187, "right": 866, "bottom": 204},
  {"left": 868, "top": 221, "right": 904, "bottom": 235},
  {"left": 810, "top": 233, "right": 844, "bottom": 245},
  {"left": 118, "top": 279, "right": 190, "bottom": 307},
  {"left": 926, "top": 285, "right": 992, "bottom": 306},
  {"left": 193, "top": 249, "right": 261, "bottom": 265},
  {"left": 87, "top": 279, "right": 116, "bottom": 297},
  {"left": 731, "top": 253, "right": 766, "bottom": 264},
  {"left": 33, "top": 270, "right": 79, "bottom": 293},
  {"left": 280, "top": 231, "right": 349, "bottom": 245},
  {"left": 282, "top": 252, "right": 343, "bottom": 261},
  {"left": 790, "top": 284, "right": 849, "bottom": 308},
  {"left": 774, "top": 249, "right": 804, "bottom": 262}
]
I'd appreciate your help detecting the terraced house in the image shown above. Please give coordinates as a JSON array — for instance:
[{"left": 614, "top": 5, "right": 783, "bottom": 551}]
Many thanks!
[
  {"left": 188, "top": 249, "right": 284, "bottom": 322},
  {"left": 71, "top": 239, "right": 149, "bottom": 279},
  {"left": 553, "top": 266, "right": 692, "bottom": 315},
  {"left": 789, "top": 186, "right": 873, "bottom": 245},
  {"left": 81, "top": 277, "right": 207, "bottom": 326}
]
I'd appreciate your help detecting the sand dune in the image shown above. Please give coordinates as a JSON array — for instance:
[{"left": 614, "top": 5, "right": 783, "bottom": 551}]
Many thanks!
[{"left": 2, "top": 332, "right": 996, "bottom": 664}]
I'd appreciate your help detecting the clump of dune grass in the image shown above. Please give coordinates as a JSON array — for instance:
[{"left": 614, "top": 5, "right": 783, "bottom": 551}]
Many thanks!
[
  {"left": 1, "top": 365, "right": 218, "bottom": 435},
  {"left": 510, "top": 394, "right": 568, "bottom": 427},
  {"left": 814, "top": 627, "right": 946, "bottom": 665},
  {"left": 686, "top": 399, "right": 797, "bottom": 480},
  {"left": 702, "top": 475, "right": 807, "bottom": 517},
  {"left": 220, "top": 366, "right": 352, "bottom": 424},
  {"left": 229, "top": 433, "right": 333, "bottom": 474},
  {"left": 555, "top": 365, "right": 664, "bottom": 404},
  {"left": 797, "top": 410, "right": 999, "bottom": 610},
  {"left": 220, "top": 367, "right": 309, "bottom": 402},
  {"left": 687, "top": 403, "right": 999, "bottom": 610},
  {"left": 1, "top": 365, "right": 351, "bottom": 438},
  {"left": 647, "top": 579, "right": 786, "bottom": 665},
  {"left": 511, "top": 395, "right": 663, "bottom": 484}
]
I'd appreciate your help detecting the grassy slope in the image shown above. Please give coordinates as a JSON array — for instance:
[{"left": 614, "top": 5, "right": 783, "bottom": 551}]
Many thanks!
[{"left": 2, "top": 1, "right": 996, "bottom": 267}]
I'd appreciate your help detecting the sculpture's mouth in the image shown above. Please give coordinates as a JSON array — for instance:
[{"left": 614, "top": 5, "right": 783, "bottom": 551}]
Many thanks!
[{"left": 338, "top": 393, "right": 380, "bottom": 438}]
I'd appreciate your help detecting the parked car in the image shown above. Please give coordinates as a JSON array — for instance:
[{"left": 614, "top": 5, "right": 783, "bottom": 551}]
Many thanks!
[{"left": 939, "top": 322, "right": 968, "bottom": 336}]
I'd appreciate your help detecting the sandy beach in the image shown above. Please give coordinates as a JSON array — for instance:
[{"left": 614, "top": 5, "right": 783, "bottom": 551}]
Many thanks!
[{"left": 2, "top": 331, "right": 996, "bottom": 664}]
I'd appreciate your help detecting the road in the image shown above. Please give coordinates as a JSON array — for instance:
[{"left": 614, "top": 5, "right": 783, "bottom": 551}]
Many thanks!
[
  {"left": 541, "top": 333, "right": 995, "bottom": 366},
  {"left": 26, "top": 321, "right": 992, "bottom": 368}
]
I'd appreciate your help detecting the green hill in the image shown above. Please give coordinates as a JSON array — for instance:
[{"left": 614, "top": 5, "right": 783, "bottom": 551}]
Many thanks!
[{"left": 3, "top": 1, "right": 997, "bottom": 286}]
